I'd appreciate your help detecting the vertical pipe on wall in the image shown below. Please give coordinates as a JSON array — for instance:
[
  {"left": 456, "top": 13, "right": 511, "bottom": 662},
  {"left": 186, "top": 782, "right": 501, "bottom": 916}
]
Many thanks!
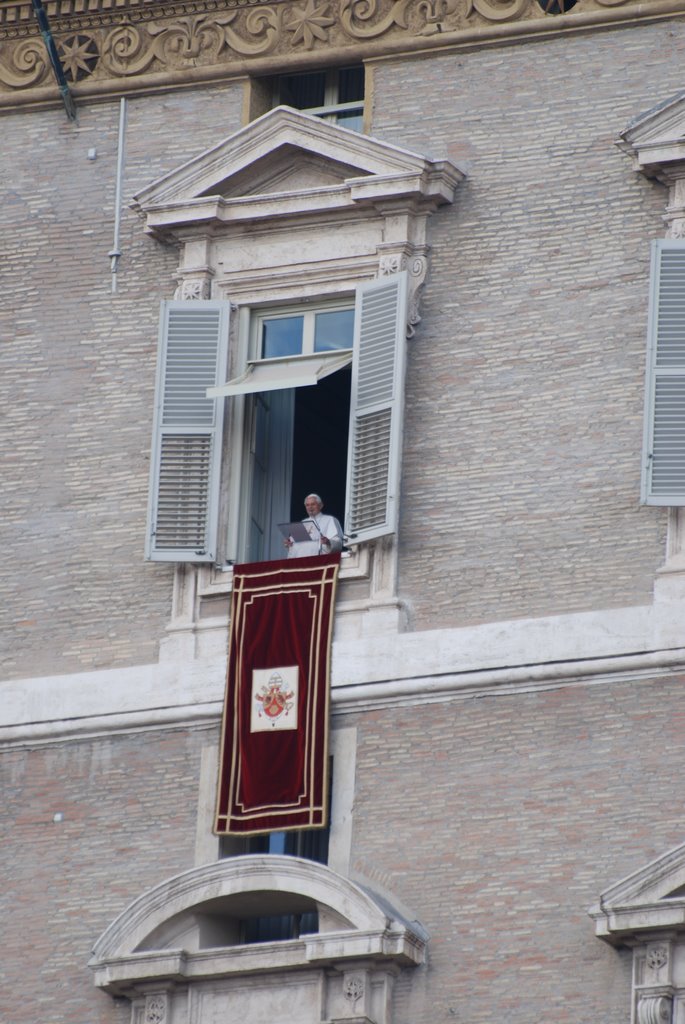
[{"left": 109, "top": 98, "right": 127, "bottom": 295}]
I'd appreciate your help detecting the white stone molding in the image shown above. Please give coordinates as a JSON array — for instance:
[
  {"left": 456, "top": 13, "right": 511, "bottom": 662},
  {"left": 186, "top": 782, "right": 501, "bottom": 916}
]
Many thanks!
[
  {"left": 9, "top": 600, "right": 685, "bottom": 744},
  {"left": 590, "top": 841, "right": 685, "bottom": 1024},
  {"left": 638, "top": 995, "right": 673, "bottom": 1024},
  {"left": 90, "top": 855, "right": 425, "bottom": 1024},
  {"left": 377, "top": 248, "right": 430, "bottom": 338},
  {"left": 133, "top": 106, "right": 462, "bottom": 640}
]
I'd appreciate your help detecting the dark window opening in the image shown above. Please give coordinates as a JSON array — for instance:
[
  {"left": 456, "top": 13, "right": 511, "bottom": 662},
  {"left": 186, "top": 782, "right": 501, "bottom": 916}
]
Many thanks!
[
  {"left": 240, "top": 909, "right": 319, "bottom": 944},
  {"left": 291, "top": 365, "right": 350, "bottom": 523},
  {"left": 219, "top": 759, "right": 332, "bottom": 865},
  {"left": 273, "top": 66, "right": 364, "bottom": 133},
  {"left": 245, "top": 366, "right": 350, "bottom": 562}
]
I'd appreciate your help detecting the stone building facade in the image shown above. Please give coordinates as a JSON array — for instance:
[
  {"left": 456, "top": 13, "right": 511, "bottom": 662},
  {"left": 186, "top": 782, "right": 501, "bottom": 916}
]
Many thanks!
[{"left": 4, "top": 2, "right": 685, "bottom": 1023}]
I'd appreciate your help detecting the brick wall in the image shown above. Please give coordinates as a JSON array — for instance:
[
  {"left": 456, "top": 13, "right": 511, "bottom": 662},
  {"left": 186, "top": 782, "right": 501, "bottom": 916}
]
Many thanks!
[
  {"left": 349, "top": 673, "right": 685, "bottom": 1024},
  {"left": 2, "top": 21, "right": 683, "bottom": 675},
  {"left": 0, "top": 724, "right": 214, "bottom": 1024},
  {"left": 368, "top": 25, "right": 680, "bottom": 629},
  {"left": 0, "top": 85, "right": 244, "bottom": 679},
  {"left": 3, "top": 672, "right": 684, "bottom": 1022}
]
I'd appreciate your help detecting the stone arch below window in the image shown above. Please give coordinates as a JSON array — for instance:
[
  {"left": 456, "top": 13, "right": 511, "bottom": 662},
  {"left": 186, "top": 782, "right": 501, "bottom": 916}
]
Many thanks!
[{"left": 90, "top": 854, "right": 427, "bottom": 1024}]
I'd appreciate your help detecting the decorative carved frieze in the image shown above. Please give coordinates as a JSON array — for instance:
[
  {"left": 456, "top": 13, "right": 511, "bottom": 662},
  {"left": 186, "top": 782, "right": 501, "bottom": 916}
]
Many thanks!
[{"left": 0, "top": 0, "right": 669, "bottom": 111}]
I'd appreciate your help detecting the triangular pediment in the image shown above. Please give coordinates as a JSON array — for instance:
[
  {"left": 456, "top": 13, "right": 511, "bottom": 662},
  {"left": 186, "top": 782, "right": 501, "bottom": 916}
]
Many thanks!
[
  {"left": 132, "top": 106, "right": 463, "bottom": 237},
  {"left": 203, "top": 144, "right": 370, "bottom": 200},
  {"left": 590, "top": 840, "right": 685, "bottom": 944},
  {"left": 618, "top": 90, "right": 685, "bottom": 180}
]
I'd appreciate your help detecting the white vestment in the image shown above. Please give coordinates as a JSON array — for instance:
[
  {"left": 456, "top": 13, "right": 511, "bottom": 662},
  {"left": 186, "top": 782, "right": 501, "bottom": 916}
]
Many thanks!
[{"left": 287, "top": 513, "right": 343, "bottom": 558}]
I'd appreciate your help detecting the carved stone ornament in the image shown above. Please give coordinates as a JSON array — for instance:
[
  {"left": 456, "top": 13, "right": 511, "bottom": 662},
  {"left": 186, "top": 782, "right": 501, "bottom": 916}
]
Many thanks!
[
  {"left": 174, "top": 278, "right": 213, "bottom": 301},
  {"left": 589, "top": 841, "right": 685, "bottom": 1024},
  {"left": 90, "top": 856, "right": 427, "bottom": 1024},
  {"left": 637, "top": 995, "right": 672, "bottom": 1024},
  {"left": 647, "top": 946, "right": 669, "bottom": 972},
  {"left": 0, "top": 0, "right": 654, "bottom": 109},
  {"left": 144, "top": 993, "right": 167, "bottom": 1024},
  {"left": 343, "top": 973, "right": 365, "bottom": 1005},
  {"left": 379, "top": 251, "right": 429, "bottom": 338}
]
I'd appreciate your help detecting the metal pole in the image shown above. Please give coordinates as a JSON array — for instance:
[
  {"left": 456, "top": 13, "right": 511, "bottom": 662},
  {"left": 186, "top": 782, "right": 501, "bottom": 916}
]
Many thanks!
[{"left": 109, "top": 98, "right": 127, "bottom": 294}]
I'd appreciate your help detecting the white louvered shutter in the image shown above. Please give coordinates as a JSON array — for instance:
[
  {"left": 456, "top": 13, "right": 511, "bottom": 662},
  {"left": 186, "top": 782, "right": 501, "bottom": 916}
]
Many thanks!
[
  {"left": 146, "top": 300, "right": 230, "bottom": 561},
  {"left": 642, "top": 240, "right": 685, "bottom": 505},
  {"left": 345, "top": 272, "right": 408, "bottom": 543}
]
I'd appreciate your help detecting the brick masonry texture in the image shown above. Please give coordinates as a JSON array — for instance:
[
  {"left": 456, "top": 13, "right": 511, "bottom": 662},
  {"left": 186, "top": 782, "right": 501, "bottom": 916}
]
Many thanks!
[
  {"left": 0, "top": 725, "right": 213, "bottom": 1024},
  {"left": 368, "top": 26, "right": 680, "bottom": 630},
  {"left": 3, "top": 675, "right": 684, "bottom": 1023},
  {"left": 348, "top": 675, "right": 685, "bottom": 1024},
  {"left": 0, "top": 84, "right": 245, "bottom": 679},
  {"left": 1, "top": 23, "right": 681, "bottom": 676}
]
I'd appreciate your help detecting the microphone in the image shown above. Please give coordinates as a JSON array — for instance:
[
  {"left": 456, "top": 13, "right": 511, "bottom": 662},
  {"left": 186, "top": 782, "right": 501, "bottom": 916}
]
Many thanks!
[{"left": 305, "top": 516, "right": 325, "bottom": 553}]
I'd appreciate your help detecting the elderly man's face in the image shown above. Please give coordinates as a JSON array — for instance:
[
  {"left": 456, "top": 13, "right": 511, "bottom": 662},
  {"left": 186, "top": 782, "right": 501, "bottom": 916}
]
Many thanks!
[{"left": 304, "top": 495, "right": 323, "bottom": 517}]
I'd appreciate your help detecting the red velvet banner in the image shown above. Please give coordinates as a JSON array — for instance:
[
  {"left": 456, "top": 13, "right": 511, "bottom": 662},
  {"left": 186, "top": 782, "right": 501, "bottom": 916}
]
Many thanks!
[{"left": 215, "top": 553, "right": 340, "bottom": 835}]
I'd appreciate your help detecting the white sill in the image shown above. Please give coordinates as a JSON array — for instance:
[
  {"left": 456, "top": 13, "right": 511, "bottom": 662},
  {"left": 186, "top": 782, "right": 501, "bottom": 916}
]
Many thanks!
[{"left": 197, "top": 545, "right": 370, "bottom": 598}]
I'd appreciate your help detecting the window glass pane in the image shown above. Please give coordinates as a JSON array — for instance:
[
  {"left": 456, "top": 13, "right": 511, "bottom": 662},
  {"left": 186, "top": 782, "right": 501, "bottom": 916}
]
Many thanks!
[
  {"left": 314, "top": 309, "right": 354, "bottom": 352},
  {"left": 262, "top": 316, "right": 303, "bottom": 358},
  {"left": 338, "top": 66, "right": 364, "bottom": 103},
  {"left": 336, "top": 110, "right": 363, "bottom": 132},
  {"left": 279, "top": 71, "right": 326, "bottom": 110}
]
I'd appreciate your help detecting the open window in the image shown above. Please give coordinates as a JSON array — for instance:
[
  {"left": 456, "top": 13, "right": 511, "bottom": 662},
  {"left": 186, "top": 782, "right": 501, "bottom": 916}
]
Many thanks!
[
  {"left": 216, "top": 300, "right": 353, "bottom": 561},
  {"left": 147, "top": 274, "right": 409, "bottom": 563},
  {"left": 135, "top": 107, "right": 463, "bottom": 566}
]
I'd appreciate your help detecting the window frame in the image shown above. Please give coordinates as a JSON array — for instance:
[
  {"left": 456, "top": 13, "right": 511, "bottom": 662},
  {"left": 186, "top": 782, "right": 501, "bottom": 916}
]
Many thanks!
[
  {"left": 219, "top": 273, "right": 408, "bottom": 564},
  {"left": 252, "top": 297, "right": 355, "bottom": 359},
  {"left": 272, "top": 65, "right": 365, "bottom": 131}
]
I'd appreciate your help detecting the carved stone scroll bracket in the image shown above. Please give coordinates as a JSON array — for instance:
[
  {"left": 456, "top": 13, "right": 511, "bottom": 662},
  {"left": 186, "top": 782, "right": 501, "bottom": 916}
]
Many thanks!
[
  {"left": 377, "top": 247, "right": 429, "bottom": 339},
  {"left": 637, "top": 994, "right": 673, "bottom": 1024}
]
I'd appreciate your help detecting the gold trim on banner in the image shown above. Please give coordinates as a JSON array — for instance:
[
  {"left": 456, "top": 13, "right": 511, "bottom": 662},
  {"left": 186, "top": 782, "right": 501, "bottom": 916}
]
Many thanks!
[{"left": 215, "top": 558, "right": 339, "bottom": 835}]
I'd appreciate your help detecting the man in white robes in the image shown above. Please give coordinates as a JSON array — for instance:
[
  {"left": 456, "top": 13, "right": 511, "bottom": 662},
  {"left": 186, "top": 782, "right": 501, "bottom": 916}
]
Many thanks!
[{"left": 285, "top": 494, "right": 343, "bottom": 558}]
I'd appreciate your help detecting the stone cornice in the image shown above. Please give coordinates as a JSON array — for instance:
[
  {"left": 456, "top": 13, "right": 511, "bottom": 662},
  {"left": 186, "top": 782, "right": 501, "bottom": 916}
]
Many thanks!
[{"left": 2, "top": 0, "right": 685, "bottom": 114}]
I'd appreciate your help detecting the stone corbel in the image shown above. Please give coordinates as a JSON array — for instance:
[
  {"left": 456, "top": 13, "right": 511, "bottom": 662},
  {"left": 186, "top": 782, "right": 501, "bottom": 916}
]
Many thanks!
[
  {"left": 637, "top": 993, "right": 673, "bottom": 1024},
  {"left": 378, "top": 247, "right": 429, "bottom": 339},
  {"left": 174, "top": 238, "right": 216, "bottom": 299}
]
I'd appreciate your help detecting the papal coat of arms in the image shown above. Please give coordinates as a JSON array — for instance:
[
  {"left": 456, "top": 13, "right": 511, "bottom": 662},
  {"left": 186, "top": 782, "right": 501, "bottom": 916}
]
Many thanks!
[{"left": 250, "top": 666, "right": 299, "bottom": 732}]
